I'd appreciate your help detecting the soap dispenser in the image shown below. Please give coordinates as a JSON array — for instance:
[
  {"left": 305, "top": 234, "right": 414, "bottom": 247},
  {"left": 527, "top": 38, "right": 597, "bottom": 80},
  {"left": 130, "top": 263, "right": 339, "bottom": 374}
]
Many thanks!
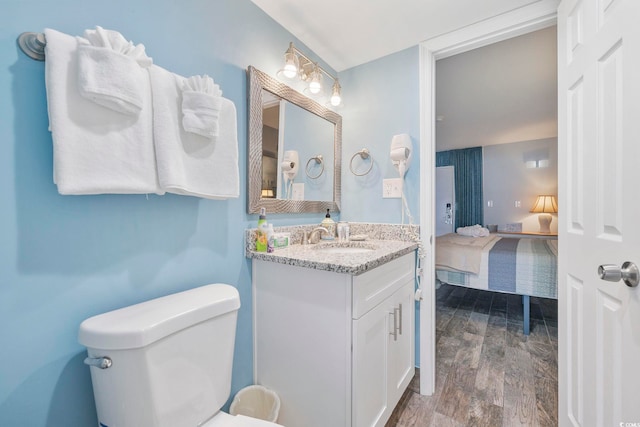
[{"left": 321, "top": 209, "right": 336, "bottom": 238}]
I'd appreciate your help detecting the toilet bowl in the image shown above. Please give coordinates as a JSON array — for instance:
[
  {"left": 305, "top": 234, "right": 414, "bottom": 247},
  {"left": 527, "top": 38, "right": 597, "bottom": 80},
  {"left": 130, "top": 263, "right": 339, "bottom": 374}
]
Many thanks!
[{"left": 78, "top": 284, "right": 281, "bottom": 427}]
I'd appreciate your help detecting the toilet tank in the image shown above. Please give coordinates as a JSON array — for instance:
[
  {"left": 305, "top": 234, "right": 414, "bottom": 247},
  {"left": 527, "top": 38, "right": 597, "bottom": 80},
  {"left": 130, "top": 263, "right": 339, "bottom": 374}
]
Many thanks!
[{"left": 78, "top": 284, "right": 241, "bottom": 427}]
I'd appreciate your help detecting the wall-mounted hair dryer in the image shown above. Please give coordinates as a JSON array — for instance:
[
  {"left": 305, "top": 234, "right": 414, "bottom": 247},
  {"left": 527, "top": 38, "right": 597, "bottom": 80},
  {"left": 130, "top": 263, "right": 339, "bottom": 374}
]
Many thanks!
[
  {"left": 281, "top": 150, "right": 299, "bottom": 198},
  {"left": 390, "top": 134, "right": 414, "bottom": 225},
  {"left": 390, "top": 133, "right": 412, "bottom": 178}
]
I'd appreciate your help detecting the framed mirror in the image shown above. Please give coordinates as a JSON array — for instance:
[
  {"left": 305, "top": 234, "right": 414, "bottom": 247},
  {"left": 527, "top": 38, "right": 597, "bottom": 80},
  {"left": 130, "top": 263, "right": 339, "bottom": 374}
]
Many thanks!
[{"left": 247, "top": 66, "right": 342, "bottom": 214}]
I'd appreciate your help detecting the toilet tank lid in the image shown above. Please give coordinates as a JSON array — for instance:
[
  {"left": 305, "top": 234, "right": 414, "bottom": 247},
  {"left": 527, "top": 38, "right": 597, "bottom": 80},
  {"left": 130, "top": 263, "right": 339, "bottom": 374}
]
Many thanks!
[{"left": 78, "top": 284, "right": 240, "bottom": 350}]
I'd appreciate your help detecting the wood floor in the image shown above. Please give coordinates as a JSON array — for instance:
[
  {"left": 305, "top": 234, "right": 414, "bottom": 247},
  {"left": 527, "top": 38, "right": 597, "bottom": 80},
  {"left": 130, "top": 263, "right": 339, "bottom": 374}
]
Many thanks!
[{"left": 386, "top": 284, "right": 558, "bottom": 427}]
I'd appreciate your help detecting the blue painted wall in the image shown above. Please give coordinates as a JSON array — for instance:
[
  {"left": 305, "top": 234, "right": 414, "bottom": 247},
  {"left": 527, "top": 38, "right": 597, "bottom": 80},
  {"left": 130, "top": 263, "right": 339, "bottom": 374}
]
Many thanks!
[
  {"left": 0, "top": 0, "right": 422, "bottom": 425},
  {"left": 339, "top": 47, "right": 421, "bottom": 225}
]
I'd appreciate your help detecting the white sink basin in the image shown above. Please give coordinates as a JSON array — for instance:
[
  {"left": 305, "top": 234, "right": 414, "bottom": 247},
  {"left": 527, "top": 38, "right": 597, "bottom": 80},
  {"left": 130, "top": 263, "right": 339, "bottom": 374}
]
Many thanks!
[{"left": 312, "top": 242, "right": 377, "bottom": 254}]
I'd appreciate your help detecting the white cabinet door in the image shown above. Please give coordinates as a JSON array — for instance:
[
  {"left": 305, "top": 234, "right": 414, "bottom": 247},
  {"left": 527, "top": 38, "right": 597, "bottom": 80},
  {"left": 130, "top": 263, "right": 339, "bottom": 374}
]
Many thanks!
[
  {"left": 352, "top": 296, "right": 391, "bottom": 427},
  {"left": 352, "top": 280, "right": 415, "bottom": 427},
  {"left": 387, "top": 281, "right": 415, "bottom": 407}
]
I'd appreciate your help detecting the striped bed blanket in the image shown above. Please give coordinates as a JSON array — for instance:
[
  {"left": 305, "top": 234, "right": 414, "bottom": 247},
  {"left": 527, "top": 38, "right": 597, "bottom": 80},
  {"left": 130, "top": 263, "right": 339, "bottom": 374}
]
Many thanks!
[{"left": 436, "top": 234, "right": 558, "bottom": 299}]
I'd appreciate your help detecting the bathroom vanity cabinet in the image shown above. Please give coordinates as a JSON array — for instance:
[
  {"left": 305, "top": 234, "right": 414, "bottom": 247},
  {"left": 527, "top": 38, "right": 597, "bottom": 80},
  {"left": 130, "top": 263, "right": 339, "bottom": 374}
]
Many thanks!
[{"left": 252, "top": 252, "right": 415, "bottom": 427}]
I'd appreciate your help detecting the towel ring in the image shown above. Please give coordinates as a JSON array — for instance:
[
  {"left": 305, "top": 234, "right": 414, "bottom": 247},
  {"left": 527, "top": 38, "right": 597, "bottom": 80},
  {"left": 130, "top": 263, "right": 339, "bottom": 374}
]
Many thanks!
[
  {"left": 350, "top": 149, "right": 373, "bottom": 176},
  {"left": 305, "top": 155, "right": 324, "bottom": 179}
]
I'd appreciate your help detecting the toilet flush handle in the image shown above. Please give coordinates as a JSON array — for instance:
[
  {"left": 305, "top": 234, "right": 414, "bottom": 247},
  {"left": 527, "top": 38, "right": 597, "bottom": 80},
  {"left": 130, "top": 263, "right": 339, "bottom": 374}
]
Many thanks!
[{"left": 84, "top": 356, "right": 112, "bottom": 369}]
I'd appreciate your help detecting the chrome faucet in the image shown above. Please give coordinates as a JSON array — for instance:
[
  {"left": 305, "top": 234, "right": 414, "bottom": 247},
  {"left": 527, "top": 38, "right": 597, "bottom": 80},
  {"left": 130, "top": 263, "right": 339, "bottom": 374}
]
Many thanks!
[{"left": 307, "top": 226, "right": 330, "bottom": 244}]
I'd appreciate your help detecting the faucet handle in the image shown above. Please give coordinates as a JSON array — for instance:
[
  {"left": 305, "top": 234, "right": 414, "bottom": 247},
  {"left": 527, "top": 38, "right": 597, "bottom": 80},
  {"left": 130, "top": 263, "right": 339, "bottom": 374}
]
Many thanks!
[{"left": 308, "top": 227, "right": 329, "bottom": 244}]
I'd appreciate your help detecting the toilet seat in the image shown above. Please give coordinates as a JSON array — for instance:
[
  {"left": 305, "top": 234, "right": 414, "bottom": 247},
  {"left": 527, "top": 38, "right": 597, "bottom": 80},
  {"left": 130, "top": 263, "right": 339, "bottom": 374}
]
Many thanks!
[{"left": 202, "top": 411, "right": 282, "bottom": 427}]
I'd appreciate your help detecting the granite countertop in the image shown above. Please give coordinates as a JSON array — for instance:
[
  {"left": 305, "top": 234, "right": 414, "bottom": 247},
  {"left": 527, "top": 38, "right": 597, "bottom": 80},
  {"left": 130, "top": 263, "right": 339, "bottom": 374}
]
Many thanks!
[{"left": 247, "top": 239, "right": 418, "bottom": 275}]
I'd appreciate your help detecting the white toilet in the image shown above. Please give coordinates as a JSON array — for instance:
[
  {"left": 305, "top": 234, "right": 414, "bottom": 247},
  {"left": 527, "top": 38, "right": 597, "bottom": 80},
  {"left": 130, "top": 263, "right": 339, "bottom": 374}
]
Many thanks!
[{"left": 78, "top": 284, "right": 281, "bottom": 427}]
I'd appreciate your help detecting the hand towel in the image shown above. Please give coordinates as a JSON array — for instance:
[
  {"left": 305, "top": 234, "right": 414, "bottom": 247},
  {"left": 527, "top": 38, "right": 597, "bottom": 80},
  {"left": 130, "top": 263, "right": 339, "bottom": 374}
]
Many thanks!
[
  {"left": 44, "top": 28, "right": 162, "bottom": 195},
  {"left": 181, "top": 75, "right": 223, "bottom": 138},
  {"left": 83, "top": 26, "right": 152, "bottom": 67},
  {"left": 149, "top": 65, "right": 239, "bottom": 199},
  {"left": 456, "top": 224, "right": 490, "bottom": 237},
  {"left": 76, "top": 26, "right": 153, "bottom": 115}
]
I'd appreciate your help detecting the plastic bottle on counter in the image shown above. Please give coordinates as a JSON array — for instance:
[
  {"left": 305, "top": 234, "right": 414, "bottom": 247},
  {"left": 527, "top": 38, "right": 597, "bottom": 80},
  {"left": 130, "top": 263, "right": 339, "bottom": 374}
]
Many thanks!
[
  {"left": 256, "top": 208, "right": 268, "bottom": 252},
  {"left": 337, "top": 221, "right": 350, "bottom": 242}
]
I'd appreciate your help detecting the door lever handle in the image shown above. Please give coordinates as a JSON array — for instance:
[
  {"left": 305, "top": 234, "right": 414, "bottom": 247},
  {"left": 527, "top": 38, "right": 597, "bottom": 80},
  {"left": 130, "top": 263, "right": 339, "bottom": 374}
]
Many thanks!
[{"left": 598, "top": 262, "right": 639, "bottom": 288}]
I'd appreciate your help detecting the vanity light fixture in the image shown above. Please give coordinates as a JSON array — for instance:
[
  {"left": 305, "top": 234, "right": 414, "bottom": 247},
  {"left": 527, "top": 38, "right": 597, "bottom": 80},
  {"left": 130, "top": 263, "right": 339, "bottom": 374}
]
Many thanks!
[{"left": 280, "top": 42, "right": 342, "bottom": 106}]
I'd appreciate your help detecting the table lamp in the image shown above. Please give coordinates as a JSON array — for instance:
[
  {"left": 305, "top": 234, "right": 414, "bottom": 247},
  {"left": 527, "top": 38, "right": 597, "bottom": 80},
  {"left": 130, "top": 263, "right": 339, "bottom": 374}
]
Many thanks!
[{"left": 530, "top": 195, "right": 558, "bottom": 233}]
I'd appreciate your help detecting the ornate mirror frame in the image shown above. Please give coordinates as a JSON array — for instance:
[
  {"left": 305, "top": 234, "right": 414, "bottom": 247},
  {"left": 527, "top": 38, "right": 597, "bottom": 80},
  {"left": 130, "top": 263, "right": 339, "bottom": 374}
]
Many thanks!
[{"left": 247, "top": 66, "right": 342, "bottom": 214}]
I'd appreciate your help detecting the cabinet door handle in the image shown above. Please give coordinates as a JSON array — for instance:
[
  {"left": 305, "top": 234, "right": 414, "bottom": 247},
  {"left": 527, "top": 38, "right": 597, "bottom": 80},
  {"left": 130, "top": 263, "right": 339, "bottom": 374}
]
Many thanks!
[
  {"left": 389, "top": 308, "right": 399, "bottom": 341},
  {"left": 398, "top": 303, "right": 403, "bottom": 336}
]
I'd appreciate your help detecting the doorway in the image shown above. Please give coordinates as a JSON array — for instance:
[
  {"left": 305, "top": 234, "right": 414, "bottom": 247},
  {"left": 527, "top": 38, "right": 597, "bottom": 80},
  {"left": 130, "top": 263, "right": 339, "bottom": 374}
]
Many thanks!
[{"left": 417, "top": 3, "right": 559, "bottom": 396}]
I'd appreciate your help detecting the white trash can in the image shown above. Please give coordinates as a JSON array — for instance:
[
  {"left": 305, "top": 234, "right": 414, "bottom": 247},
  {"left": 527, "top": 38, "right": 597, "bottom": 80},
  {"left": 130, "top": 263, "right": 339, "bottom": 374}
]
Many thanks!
[{"left": 230, "top": 385, "right": 280, "bottom": 422}]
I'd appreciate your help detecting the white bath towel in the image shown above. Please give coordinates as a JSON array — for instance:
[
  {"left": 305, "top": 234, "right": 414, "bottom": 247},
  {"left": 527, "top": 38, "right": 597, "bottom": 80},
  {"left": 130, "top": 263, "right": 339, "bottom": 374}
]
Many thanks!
[
  {"left": 149, "top": 65, "right": 239, "bottom": 199},
  {"left": 456, "top": 224, "right": 490, "bottom": 237},
  {"left": 44, "top": 28, "right": 162, "bottom": 195},
  {"left": 181, "top": 75, "right": 223, "bottom": 138},
  {"left": 76, "top": 26, "right": 152, "bottom": 115}
]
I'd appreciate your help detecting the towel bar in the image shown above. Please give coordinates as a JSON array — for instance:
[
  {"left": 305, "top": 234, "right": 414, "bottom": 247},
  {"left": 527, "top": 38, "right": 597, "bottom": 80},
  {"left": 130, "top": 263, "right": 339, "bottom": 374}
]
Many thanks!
[{"left": 18, "top": 32, "right": 46, "bottom": 61}]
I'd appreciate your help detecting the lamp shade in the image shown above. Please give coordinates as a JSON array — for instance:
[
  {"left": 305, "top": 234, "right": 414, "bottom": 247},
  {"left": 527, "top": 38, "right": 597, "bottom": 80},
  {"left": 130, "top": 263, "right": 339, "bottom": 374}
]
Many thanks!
[{"left": 530, "top": 195, "right": 558, "bottom": 213}]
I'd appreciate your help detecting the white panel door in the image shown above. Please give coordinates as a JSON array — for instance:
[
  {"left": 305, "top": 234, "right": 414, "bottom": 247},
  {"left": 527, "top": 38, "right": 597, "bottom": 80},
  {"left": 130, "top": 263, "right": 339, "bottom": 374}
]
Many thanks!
[{"left": 558, "top": 0, "right": 640, "bottom": 425}]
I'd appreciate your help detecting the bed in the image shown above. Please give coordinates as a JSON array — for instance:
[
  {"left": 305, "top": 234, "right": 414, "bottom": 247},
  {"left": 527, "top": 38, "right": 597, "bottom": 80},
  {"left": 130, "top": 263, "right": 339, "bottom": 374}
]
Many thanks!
[{"left": 435, "top": 233, "right": 558, "bottom": 335}]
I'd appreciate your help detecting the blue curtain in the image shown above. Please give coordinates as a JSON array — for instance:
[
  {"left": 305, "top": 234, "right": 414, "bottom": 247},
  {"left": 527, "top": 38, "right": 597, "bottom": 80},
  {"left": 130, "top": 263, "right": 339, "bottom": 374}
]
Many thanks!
[{"left": 436, "top": 147, "right": 484, "bottom": 229}]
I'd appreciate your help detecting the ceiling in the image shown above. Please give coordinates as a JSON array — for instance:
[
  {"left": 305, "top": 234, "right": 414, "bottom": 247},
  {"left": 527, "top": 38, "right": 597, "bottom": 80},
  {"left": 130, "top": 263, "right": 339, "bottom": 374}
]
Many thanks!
[
  {"left": 251, "top": 0, "right": 548, "bottom": 72},
  {"left": 436, "top": 25, "right": 557, "bottom": 151}
]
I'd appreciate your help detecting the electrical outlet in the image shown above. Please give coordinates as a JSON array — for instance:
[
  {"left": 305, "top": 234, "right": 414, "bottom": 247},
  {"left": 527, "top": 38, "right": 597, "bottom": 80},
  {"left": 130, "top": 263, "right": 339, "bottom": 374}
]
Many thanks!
[{"left": 382, "top": 178, "right": 402, "bottom": 198}]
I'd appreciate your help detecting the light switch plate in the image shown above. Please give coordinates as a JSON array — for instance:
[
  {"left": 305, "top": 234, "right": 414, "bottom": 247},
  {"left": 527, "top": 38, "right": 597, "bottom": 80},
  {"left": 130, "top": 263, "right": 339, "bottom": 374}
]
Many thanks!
[
  {"left": 383, "top": 178, "right": 402, "bottom": 198},
  {"left": 292, "top": 183, "right": 304, "bottom": 200}
]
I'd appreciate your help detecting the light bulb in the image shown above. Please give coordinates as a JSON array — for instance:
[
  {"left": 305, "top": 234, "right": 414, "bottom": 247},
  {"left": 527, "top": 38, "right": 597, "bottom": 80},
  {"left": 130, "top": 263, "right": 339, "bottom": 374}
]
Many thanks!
[
  {"left": 282, "top": 43, "right": 299, "bottom": 79},
  {"left": 330, "top": 79, "right": 341, "bottom": 106},
  {"left": 309, "top": 80, "right": 321, "bottom": 94},
  {"left": 283, "top": 63, "right": 297, "bottom": 79},
  {"left": 309, "top": 65, "right": 322, "bottom": 94}
]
